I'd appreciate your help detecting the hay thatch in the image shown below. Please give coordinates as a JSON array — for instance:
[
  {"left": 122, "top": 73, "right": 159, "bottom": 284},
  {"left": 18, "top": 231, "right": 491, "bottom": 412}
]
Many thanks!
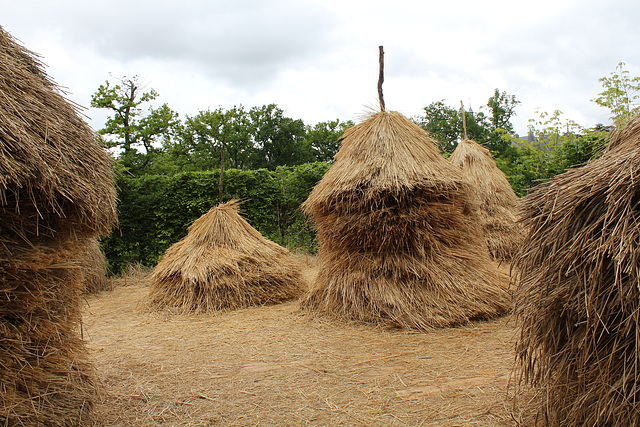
[
  {"left": 0, "top": 241, "right": 100, "bottom": 425},
  {"left": 514, "top": 114, "right": 640, "bottom": 425},
  {"left": 300, "top": 111, "right": 510, "bottom": 330},
  {"left": 449, "top": 138, "right": 523, "bottom": 261},
  {"left": 81, "top": 238, "right": 109, "bottom": 294},
  {"left": 0, "top": 26, "right": 117, "bottom": 250},
  {"left": 149, "top": 200, "right": 305, "bottom": 312},
  {"left": 0, "top": 26, "right": 117, "bottom": 426}
]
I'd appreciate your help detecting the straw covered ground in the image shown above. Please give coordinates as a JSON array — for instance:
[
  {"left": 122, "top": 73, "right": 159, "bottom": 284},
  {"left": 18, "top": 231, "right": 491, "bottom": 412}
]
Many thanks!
[{"left": 83, "top": 256, "right": 531, "bottom": 426}]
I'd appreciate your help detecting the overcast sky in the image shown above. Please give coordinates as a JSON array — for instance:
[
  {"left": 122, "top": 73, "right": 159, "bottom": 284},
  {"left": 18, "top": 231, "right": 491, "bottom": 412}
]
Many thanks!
[{"left": 4, "top": 0, "right": 640, "bottom": 135}]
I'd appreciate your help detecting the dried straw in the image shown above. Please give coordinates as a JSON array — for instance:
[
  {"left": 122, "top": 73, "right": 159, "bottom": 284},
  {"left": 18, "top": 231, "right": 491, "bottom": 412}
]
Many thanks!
[
  {"left": 0, "top": 26, "right": 117, "bottom": 250},
  {"left": 449, "top": 139, "right": 523, "bottom": 261},
  {"left": 0, "top": 26, "right": 117, "bottom": 426},
  {"left": 149, "top": 200, "right": 305, "bottom": 312},
  {"left": 300, "top": 111, "right": 510, "bottom": 330},
  {"left": 0, "top": 241, "right": 100, "bottom": 425},
  {"left": 514, "top": 113, "right": 640, "bottom": 425},
  {"left": 81, "top": 238, "right": 109, "bottom": 294}
]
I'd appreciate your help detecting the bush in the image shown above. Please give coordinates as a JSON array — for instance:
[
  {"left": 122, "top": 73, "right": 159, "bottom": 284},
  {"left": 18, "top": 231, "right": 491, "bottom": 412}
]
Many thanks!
[{"left": 102, "top": 162, "right": 330, "bottom": 273}]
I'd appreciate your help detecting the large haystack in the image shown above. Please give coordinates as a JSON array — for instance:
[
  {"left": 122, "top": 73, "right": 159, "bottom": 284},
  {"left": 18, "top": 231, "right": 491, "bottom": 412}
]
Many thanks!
[
  {"left": 514, "top": 114, "right": 640, "bottom": 425},
  {"left": 0, "top": 28, "right": 117, "bottom": 249},
  {"left": 0, "top": 27, "right": 117, "bottom": 425},
  {"left": 149, "top": 200, "right": 305, "bottom": 312},
  {"left": 0, "top": 242, "right": 99, "bottom": 425},
  {"left": 300, "top": 111, "right": 510, "bottom": 330},
  {"left": 449, "top": 139, "right": 522, "bottom": 261}
]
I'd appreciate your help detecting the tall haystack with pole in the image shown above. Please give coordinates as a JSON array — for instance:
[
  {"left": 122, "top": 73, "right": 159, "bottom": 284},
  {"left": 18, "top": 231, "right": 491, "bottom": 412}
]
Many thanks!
[
  {"left": 298, "top": 47, "right": 510, "bottom": 330},
  {"left": 0, "top": 26, "right": 117, "bottom": 425},
  {"left": 149, "top": 200, "right": 305, "bottom": 312},
  {"left": 514, "top": 113, "right": 640, "bottom": 425},
  {"left": 449, "top": 109, "right": 522, "bottom": 261}
]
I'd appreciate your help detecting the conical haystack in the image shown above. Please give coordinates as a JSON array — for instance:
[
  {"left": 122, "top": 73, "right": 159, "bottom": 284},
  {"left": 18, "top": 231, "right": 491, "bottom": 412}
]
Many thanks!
[
  {"left": 0, "top": 27, "right": 117, "bottom": 425},
  {"left": 300, "top": 110, "right": 510, "bottom": 330},
  {"left": 449, "top": 139, "right": 523, "bottom": 260},
  {"left": 514, "top": 113, "right": 640, "bottom": 425},
  {"left": 149, "top": 200, "right": 305, "bottom": 312}
]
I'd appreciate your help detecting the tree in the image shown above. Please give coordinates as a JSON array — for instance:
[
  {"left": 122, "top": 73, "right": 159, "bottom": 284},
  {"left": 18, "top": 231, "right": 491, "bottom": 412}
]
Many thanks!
[
  {"left": 592, "top": 62, "right": 640, "bottom": 126},
  {"left": 501, "top": 109, "right": 606, "bottom": 196},
  {"left": 248, "top": 104, "right": 313, "bottom": 169},
  {"left": 90, "top": 75, "right": 178, "bottom": 174},
  {"left": 415, "top": 101, "right": 490, "bottom": 154},
  {"left": 176, "top": 106, "right": 252, "bottom": 199},
  {"left": 485, "top": 89, "right": 520, "bottom": 154},
  {"left": 304, "top": 119, "right": 354, "bottom": 162}
]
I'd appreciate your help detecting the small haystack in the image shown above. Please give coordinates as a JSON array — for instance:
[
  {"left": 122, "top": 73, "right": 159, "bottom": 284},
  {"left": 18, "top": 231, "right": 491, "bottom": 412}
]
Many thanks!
[
  {"left": 81, "top": 238, "right": 109, "bottom": 294},
  {"left": 0, "top": 27, "right": 117, "bottom": 425},
  {"left": 449, "top": 138, "right": 522, "bottom": 261},
  {"left": 514, "top": 114, "right": 640, "bottom": 425},
  {"left": 149, "top": 200, "right": 305, "bottom": 312},
  {"left": 300, "top": 110, "right": 510, "bottom": 330}
]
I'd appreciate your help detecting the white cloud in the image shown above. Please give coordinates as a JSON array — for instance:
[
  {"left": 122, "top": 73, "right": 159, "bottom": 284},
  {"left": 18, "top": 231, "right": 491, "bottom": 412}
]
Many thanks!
[{"left": 4, "top": 0, "right": 640, "bottom": 134}]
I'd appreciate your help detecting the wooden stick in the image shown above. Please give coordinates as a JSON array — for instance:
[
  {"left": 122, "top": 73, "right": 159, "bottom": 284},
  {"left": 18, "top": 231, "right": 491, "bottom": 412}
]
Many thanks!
[
  {"left": 378, "top": 46, "right": 385, "bottom": 112},
  {"left": 460, "top": 100, "right": 468, "bottom": 140}
]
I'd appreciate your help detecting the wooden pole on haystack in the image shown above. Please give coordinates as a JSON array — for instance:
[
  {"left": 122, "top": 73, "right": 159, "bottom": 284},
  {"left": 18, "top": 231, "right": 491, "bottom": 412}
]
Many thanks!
[
  {"left": 378, "top": 46, "right": 385, "bottom": 112},
  {"left": 460, "top": 101, "right": 468, "bottom": 140}
]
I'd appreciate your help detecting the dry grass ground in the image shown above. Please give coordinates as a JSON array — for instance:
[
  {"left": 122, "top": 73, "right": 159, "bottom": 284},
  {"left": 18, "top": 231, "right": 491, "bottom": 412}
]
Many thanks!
[{"left": 83, "top": 256, "right": 527, "bottom": 426}]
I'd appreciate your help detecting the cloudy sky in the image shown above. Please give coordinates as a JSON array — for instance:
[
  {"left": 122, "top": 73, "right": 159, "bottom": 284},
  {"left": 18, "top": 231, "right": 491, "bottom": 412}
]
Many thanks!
[{"left": 4, "top": 0, "right": 640, "bottom": 135}]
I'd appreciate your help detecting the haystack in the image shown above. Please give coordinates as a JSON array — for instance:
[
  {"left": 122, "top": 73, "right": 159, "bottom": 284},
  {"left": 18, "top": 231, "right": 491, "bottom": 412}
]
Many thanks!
[
  {"left": 299, "top": 110, "right": 510, "bottom": 330},
  {"left": 514, "top": 113, "right": 640, "bottom": 425},
  {"left": 0, "top": 29, "right": 117, "bottom": 249},
  {"left": 449, "top": 138, "right": 522, "bottom": 261},
  {"left": 149, "top": 200, "right": 305, "bottom": 312},
  {"left": 0, "top": 242, "right": 100, "bottom": 425},
  {"left": 0, "top": 26, "right": 117, "bottom": 425},
  {"left": 81, "top": 238, "right": 110, "bottom": 294}
]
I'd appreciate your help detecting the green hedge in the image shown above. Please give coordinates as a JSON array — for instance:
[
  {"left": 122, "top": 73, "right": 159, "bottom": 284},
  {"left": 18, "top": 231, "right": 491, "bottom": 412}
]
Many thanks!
[{"left": 102, "top": 162, "right": 331, "bottom": 273}]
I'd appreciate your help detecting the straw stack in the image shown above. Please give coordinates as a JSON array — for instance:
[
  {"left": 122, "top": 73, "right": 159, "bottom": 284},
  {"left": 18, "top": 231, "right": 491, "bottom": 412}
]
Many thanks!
[
  {"left": 514, "top": 114, "right": 640, "bottom": 425},
  {"left": 149, "top": 200, "right": 305, "bottom": 312},
  {"left": 300, "top": 110, "right": 510, "bottom": 330},
  {"left": 449, "top": 138, "right": 522, "bottom": 261},
  {"left": 0, "top": 26, "right": 117, "bottom": 425},
  {"left": 81, "top": 238, "right": 110, "bottom": 294}
]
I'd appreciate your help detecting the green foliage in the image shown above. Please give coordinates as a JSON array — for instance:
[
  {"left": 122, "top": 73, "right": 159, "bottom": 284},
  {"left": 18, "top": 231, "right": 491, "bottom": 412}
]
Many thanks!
[
  {"left": 248, "top": 104, "right": 314, "bottom": 169},
  {"left": 102, "top": 163, "right": 330, "bottom": 273},
  {"left": 592, "top": 62, "right": 640, "bottom": 126},
  {"left": 415, "top": 89, "right": 519, "bottom": 156},
  {"left": 499, "top": 110, "right": 607, "bottom": 196},
  {"left": 90, "top": 75, "right": 179, "bottom": 175},
  {"left": 304, "top": 119, "right": 354, "bottom": 162},
  {"left": 485, "top": 89, "right": 521, "bottom": 154}
]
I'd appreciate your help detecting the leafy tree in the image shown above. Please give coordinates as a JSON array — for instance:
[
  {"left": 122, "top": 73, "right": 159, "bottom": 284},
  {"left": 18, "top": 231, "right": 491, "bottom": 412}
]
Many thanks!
[
  {"left": 304, "top": 119, "right": 354, "bottom": 162},
  {"left": 415, "top": 101, "right": 490, "bottom": 154},
  {"left": 90, "top": 75, "right": 179, "bottom": 174},
  {"left": 173, "top": 106, "right": 253, "bottom": 197},
  {"left": 501, "top": 109, "right": 606, "bottom": 196},
  {"left": 485, "top": 89, "right": 520, "bottom": 154},
  {"left": 248, "top": 104, "right": 313, "bottom": 169},
  {"left": 592, "top": 62, "right": 640, "bottom": 126}
]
